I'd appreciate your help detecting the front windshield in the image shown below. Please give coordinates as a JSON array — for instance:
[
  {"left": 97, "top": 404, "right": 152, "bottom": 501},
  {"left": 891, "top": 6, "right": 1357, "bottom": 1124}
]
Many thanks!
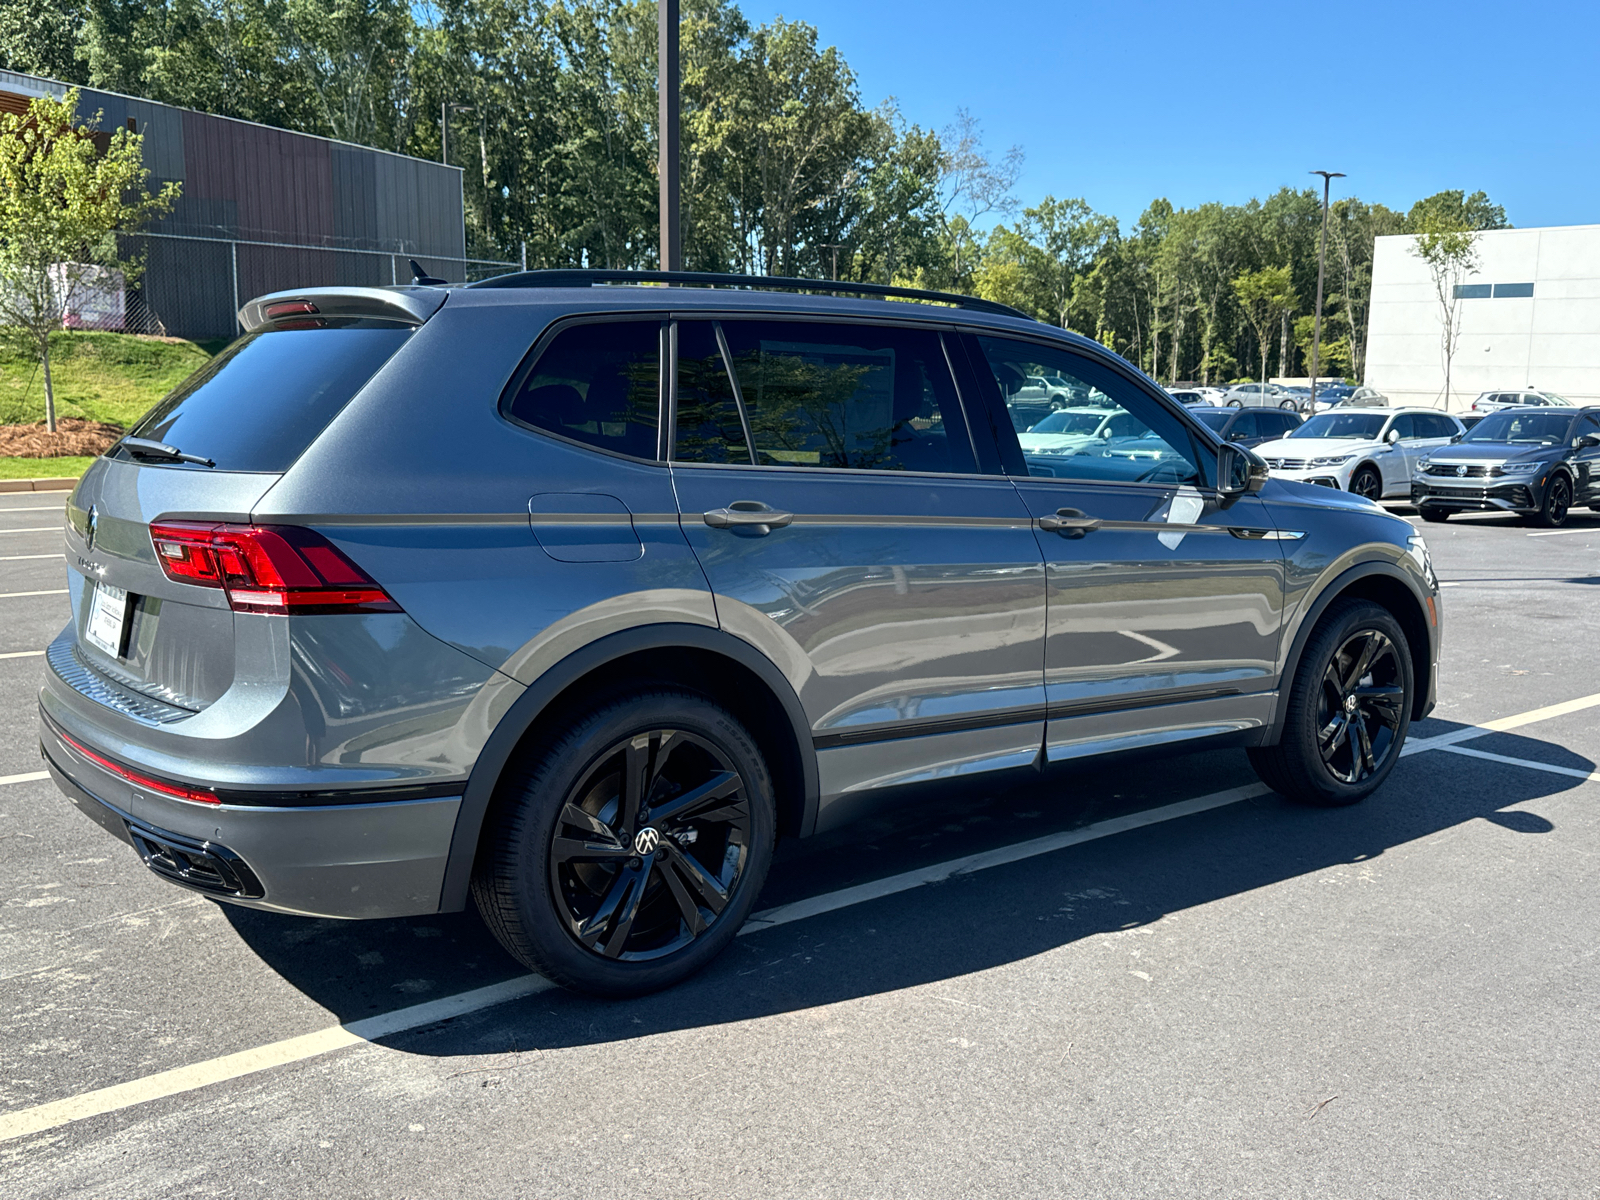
[
  {"left": 1028, "top": 411, "right": 1105, "bottom": 436},
  {"left": 1462, "top": 411, "right": 1574, "bottom": 445},
  {"left": 1291, "top": 412, "right": 1387, "bottom": 440},
  {"left": 1192, "top": 409, "right": 1232, "bottom": 431}
]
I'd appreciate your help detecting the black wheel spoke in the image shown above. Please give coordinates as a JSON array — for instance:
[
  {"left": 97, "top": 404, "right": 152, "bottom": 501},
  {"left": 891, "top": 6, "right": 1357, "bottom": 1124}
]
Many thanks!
[
  {"left": 659, "top": 842, "right": 730, "bottom": 915},
  {"left": 1316, "top": 713, "right": 1345, "bottom": 754},
  {"left": 618, "top": 738, "right": 648, "bottom": 837},
  {"left": 1353, "top": 718, "right": 1376, "bottom": 779},
  {"left": 575, "top": 863, "right": 646, "bottom": 954},
  {"left": 648, "top": 770, "right": 742, "bottom": 828},
  {"left": 1319, "top": 715, "right": 1349, "bottom": 762},
  {"left": 1342, "top": 632, "right": 1382, "bottom": 692},
  {"left": 654, "top": 850, "right": 709, "bottom": 936},
  {"left": 1353, "top": 683, "right": 1405, "bottom": 723}
]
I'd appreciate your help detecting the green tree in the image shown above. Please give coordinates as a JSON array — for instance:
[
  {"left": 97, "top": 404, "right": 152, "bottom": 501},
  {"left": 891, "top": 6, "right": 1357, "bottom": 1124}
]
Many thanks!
[
  {"left": 1232, "top": 265, "right": 1295, "bottom": 387},
  {"left": 0, "top": 89, "right": 179, "bottom": 430},
  {"left": 1410, "top": 212, "right": 1479, "bottom": 409},
  {"left": 0, "top": 0, "right": 87, "bottom": 80},
  {"left": 1406, "top": 189, "right": 1509, "bottom": 233}
]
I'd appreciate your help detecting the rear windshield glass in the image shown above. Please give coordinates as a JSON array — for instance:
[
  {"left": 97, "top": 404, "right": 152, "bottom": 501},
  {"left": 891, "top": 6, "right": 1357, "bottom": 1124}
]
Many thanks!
[{"left": 115, "top": 324, "right": 412, "bottom": 472}]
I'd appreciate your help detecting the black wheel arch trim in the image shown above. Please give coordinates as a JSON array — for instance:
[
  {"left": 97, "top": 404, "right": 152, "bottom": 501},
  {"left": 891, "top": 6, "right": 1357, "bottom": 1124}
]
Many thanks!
[
  {"left": 1263, "top": 560, "right": 1437, "bottom": 746},
  {"left": 437, "top": 623, "right": 818, "bottom": 913}
]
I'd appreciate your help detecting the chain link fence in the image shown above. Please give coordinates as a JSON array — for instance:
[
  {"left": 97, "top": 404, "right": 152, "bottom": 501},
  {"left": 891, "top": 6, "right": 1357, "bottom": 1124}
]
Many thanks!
[{"left": 113, "top": 232, "right": 520, "bottom": 341}]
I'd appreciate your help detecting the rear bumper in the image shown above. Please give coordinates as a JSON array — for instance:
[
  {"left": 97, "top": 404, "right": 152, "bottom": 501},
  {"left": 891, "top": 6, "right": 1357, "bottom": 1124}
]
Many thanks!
[{"left": 40, "top": 712, "right": 461, "bottom": 920}]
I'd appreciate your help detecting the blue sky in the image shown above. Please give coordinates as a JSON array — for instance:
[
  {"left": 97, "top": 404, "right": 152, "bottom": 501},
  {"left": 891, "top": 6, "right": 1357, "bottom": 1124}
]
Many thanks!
[{"left": 740, "top": 0, "right": 1598, "bottom": 230}]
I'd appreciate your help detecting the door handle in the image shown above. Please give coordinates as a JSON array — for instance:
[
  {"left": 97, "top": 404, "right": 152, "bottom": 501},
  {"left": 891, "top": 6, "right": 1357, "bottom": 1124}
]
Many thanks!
[
  {"left": 1037, "top": 507, "right": 1102, "bottom": 537},
  {"left": 703, "top": 501, "right": 795, "bottom": 534}
]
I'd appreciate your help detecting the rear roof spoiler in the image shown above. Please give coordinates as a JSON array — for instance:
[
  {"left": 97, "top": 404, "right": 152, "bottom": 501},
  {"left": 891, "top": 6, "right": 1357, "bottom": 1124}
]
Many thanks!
[{"left": 238, "top": 286, "right": 448, "bottom": 333}]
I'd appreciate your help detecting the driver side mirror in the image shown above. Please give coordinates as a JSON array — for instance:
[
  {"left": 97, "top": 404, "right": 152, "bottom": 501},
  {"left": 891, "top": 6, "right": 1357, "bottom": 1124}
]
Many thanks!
[
  {"left": 1450, "top": 432, "right": 1464, "bottom": 443},
  {"left": 1218, "top": 442, "right": 1269, "bottom": 497},
  {"left": 1386, "top": 428, "right": 1401, "bottom": 444},
  {"left": 1577, "top": 435, "right": 1600, "bottom": 449}
]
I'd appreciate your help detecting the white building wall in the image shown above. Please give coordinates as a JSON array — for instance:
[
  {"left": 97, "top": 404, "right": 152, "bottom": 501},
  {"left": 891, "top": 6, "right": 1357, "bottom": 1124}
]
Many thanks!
[{"left": 1365, "top": 224, "right": 1600, "bottom": 411}]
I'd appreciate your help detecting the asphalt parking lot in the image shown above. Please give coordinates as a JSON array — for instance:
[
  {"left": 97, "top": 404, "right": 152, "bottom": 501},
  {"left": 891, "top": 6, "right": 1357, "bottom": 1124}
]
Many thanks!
[{"left": 2, "top": 489, "right": 1598, "bottom": 1198}]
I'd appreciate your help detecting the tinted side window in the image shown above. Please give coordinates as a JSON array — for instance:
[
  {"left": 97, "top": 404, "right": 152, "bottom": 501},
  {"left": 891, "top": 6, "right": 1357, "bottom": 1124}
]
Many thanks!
[
  {"left": 1267, "top": 411, "right": 1299, "bottom": 436},
  {"left": 1229, "top": 412, "right": 1259, "bottom": 439},
  {"left": 122, "top": 325, "right": 412, "bottom": 472},
  {"left": 505, "top": 320, "right": 660, "bottom": 458},
  {"left": 718, "top": 321, "right": 976, "bottom": 474},
  {"left": 674, "top": 321, "right": 749, "bottom": 464},
  {"left": 1427, "top": 414, "right": 1459, "bottom": 438},
  {"left": 1389, "top": 415, "right": 1417, "bottom": 439},
  {"left": 975, "top": 336, "right": 1201, "bottom": 486}
]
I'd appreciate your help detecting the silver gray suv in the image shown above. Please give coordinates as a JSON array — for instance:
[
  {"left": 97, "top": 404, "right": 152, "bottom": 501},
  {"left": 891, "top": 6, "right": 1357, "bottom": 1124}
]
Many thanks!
[{"left": 40, "top": 271, "right": 1442, "bottom": 996}]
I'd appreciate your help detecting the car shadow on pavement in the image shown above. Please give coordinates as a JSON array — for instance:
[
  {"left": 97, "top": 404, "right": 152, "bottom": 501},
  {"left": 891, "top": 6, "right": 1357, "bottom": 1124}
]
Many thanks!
[{"left": 219, "top": 734, "right": 1592, "bottom": 1052}]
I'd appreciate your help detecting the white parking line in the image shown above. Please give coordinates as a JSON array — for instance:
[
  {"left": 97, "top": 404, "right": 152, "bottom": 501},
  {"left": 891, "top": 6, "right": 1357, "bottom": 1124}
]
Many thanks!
[
  {"left": 0, "top": 650, "right": 45, "bottom": 660},
  {"left": 0, "top": 527, "right": 59, "bottom": 535},
  {"left": 1527, "top": 528, "right": 1599, "bottom": 537},
  {"left": 0, "top": 770, "right": 49, "bottom": 786},
  {"left": 1438, "top": 743, "right": 1600, "bottom": 783},
  {"left": 0, "top": 590, "right": 68, "bottom": 599},
  {"left": 0, "top": 554, "right": 60, "bottom": 562},
  {"left": 0, "top": 505, "right": 66, "bottom": 512},
  {"left": 2, "top": 690, "right": 1595, "bottom": 1143}
]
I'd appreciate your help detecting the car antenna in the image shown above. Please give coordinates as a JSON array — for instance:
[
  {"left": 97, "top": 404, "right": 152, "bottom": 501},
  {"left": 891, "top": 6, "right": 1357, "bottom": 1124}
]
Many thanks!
[{"left": 410, "top": 259, "right": 449, "bottom": 286}]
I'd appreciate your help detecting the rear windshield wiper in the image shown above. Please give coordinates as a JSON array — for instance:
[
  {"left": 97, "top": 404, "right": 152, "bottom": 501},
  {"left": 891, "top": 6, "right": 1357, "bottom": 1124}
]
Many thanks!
[{"left": 120, "top": 437, "right": 215, "bottom": 468}]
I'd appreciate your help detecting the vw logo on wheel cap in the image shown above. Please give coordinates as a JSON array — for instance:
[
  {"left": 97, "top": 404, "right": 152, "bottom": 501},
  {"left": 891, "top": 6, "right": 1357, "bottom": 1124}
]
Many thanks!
[
  {"left": 1456, "top": 464, "right": 1468, "bottom": 477},
  {"left": 633, "top": 828, "right": 661, "bottom": 855}
]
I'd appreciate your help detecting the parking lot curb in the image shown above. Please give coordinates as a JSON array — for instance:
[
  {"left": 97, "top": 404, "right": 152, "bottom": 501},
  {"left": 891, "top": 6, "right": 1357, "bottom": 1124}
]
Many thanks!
[{"left": 0, "top": 477, "right": 79, "bottom": 493}]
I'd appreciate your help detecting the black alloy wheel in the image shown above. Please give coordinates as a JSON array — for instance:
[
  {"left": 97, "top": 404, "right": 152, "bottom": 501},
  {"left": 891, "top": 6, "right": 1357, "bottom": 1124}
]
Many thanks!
[
  {"left": 472, "top": 690, "right": 775, "bottom": 996},
  {"left": 1528, "top": 474, "right": 1571, "bottom": 528},
  {"left": 1349, "top": 466, "right": 1382, "bottom": 501},
  {"left": 1248, "top": 598, "right": 1414, "bottom": 806},
  {"left": 1312, "top": 629, "right": 1406, "bottom": 785},
  {"left": 549, "top": 728, "right": 751, "bottom": 961}
]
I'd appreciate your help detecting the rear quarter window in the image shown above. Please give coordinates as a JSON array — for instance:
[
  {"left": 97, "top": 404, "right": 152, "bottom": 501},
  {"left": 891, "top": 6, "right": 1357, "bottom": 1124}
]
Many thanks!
[{"left": 117, "top": 323, "right": 412, "bottom": 472}]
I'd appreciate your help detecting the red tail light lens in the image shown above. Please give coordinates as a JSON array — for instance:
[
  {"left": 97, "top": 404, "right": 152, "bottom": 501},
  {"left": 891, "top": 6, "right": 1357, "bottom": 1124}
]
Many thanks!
[{"left": 149, "top": 522, "right": 401, "bottom": 615}]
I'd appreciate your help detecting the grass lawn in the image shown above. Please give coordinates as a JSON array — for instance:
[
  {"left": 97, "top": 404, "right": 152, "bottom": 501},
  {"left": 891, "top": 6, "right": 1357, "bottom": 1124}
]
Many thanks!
[
  {"left": 0, "top": 330, "right": 221, "bottom": 429},
  {"left": 0, "top": 455, "right": 95, "bottom": 480}
]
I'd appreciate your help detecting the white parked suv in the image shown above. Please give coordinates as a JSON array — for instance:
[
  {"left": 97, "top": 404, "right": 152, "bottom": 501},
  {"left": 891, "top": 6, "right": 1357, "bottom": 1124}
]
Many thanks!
[
  {"left": 1252, "top": 408, "right": 1465, "bottom": 500},
  {"left": 1222, "top": 382, "right": 1300, "bottom": 409},
  {"left": 1470, "top": 388, "right": 1573, "bottom": 413}
]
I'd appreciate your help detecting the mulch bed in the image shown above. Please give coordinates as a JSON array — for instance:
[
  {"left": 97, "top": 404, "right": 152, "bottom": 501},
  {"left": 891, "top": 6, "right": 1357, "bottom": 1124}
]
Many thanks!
[{"left": 0, "top": 418, "right": 126, "bottom": 458}]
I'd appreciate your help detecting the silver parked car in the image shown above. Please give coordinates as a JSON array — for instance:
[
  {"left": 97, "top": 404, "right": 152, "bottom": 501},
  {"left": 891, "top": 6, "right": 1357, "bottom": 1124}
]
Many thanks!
[
  {"left": 1221, "top": 382, "right": 1301, "bottom": 409},
  {"left": 41, "top": 271, "right": 1443, "bottom": 996},
  {"left": 1469, "top": 388, "right": 1574, "bottom": 414}
]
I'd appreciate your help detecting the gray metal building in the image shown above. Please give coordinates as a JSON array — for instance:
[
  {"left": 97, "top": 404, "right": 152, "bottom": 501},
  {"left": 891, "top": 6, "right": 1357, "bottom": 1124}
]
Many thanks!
[{"left": 1, "top": 69, "right": 472, "bottom": 339}]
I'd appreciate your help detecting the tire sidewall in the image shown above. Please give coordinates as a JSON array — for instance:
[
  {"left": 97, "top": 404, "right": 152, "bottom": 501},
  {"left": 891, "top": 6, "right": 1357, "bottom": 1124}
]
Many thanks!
[
  {"left": 1286, "top": 600, "right": 1414, "bottom": 804},
  {"left": 487, "top": 691, "right": 776, "bottom": 996}
]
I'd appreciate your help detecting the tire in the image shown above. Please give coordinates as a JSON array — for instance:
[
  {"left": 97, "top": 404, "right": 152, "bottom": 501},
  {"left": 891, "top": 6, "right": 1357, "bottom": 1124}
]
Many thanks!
[
  {"left": 1226, "top": 398, "right": 1244, "bottom": 408},
  {"left": 1349, "top": 466, "right": 1382, "bottom": 501},
  {"left": 471, "top": 689, "right": 776, "bottom": 997},
  {"left": 1420, "top": 508, "right": 1450, "bottom": 523},
  {"left": 1248, "top": 598, "right": 1413, "bottom": 807},
  {"left": 1279, "top": 399, "right": 1299, "bottom": 411},
  {"left": 1525, "top": 475, "right": 1572, "bottom": 528}
]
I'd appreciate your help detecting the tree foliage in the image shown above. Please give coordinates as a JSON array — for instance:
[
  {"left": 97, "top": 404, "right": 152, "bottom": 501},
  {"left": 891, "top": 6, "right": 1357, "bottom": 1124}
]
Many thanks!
[
  {"left": 0, "top": 88, "right": 178, "bottom": 429},
  {"left": 0, "top": 4, "right": 1512, "bottom": 387}
]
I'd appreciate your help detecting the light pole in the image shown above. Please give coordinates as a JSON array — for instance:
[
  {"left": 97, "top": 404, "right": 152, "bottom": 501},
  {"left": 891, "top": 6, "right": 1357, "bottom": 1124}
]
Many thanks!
[
  {"left": 441, "top": 102, "right": 473, "bottom": 166},
  {"left": 1309, "top": 170, "right": 1345, "bottom": 412},
  {"left": 817, "top": 242, "right": 846, "bottom": 280},
  {"left": 659, "top": 0, "right": 681, "bottom": 272}
]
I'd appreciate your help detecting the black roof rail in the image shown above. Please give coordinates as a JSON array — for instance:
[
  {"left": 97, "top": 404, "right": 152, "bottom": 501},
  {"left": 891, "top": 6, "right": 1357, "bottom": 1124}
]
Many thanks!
[{"left": 466, "top": 268, "right": 1035, "bottom": 322}]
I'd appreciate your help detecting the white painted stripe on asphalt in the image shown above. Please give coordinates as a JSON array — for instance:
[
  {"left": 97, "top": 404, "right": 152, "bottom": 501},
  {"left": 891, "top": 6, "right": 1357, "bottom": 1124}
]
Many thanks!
[
  {"left": 0, "top": 528, "right": 58, "bottom": 535},
  {"left": 1437, "top": 743, "right": 1600, "bottom": 783},
  {"left": 0, "top": 554, "right": 60, "bottom": 562},
  {"left": 5, "top": 690, "right": 1596, "bottom": 1143},
  {"left": 0, "top": 771, "right": 49, "bottom": 786},
  {"left": 0, "top": 590, "right": 68, "bottom": 599},
  {"left": 1402, "top": 691, "right": 1600, "bottom": 756},
  {"left": 739, "top": 783, "right": 1271, "bottom": 935},
  {"left": 0, "top": 974, "right": 554, "bottom": 1143},
  {"left": 1527, "top": 527, "right": 1599, "bottom": 537},
  {"left": 0, "top": 650, "right": 45, "bottom": 660},
  {"left": 0, "top": 504, "right": 67, "bottom": 512}
]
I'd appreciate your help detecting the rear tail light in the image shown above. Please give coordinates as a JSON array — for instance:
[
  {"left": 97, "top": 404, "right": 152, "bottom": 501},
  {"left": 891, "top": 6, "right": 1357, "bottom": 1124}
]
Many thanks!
[
  {"left": 55, "top": 725, "right": 219, "bottom": 805},
  {"left": 149, "top": 522, "right": 401, "bottom": 615}
]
